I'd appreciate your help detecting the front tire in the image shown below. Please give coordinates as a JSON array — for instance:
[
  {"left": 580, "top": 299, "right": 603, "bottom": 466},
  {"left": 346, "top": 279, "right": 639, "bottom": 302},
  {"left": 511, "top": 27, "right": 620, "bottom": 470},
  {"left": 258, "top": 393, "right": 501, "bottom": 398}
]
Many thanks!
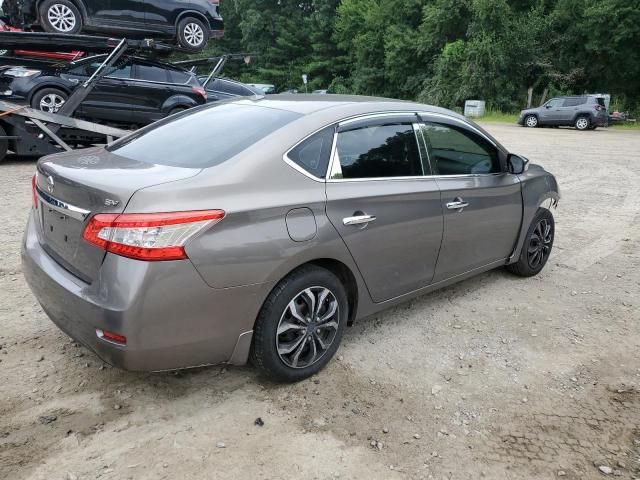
[
  {"left": 251, "top": 265, "right": 348, "bottom": 382},
  {"left": 177, "top": 17, "right": 209, "bottom": 51},
  {"left": 575, "top": 116, "right": 590, "bottom": 131},
  {"left": 39, "top": 0, "right": 83, "bottom": 34},
  {"left": 524, "top": 115, "right": 538, "bottom": 128},
  {"left": 31, "top": 88, "right": 68, "bottom": 114},
  {"left": 507, "top": 208, "right": 555, "bottom": 277}
]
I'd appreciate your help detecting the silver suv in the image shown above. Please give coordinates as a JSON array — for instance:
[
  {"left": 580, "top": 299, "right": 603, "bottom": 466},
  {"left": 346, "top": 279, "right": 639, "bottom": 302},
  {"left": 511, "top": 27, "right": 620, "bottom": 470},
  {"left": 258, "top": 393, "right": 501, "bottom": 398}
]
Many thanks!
[{"left": 518, "top": 96, "right": 608, "bottom": 130}]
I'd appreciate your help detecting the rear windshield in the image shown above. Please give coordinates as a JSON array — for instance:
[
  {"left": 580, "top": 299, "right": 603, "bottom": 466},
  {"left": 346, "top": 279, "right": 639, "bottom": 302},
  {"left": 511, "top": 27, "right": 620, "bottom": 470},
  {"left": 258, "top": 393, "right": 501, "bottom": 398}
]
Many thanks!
[{"left": 108, "top": 103, "right": 301, "bottom": 168}]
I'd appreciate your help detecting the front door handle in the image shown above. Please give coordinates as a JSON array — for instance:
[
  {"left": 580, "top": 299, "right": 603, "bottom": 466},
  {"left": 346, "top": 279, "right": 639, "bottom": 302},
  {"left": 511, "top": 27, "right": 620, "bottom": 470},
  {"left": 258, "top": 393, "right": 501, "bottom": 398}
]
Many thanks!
[
  {"left": 446, "top": 199, "right": 469, "bottom": 210},
  {"left": 343, "top": 214, "right": 376, "bottom": 226}
]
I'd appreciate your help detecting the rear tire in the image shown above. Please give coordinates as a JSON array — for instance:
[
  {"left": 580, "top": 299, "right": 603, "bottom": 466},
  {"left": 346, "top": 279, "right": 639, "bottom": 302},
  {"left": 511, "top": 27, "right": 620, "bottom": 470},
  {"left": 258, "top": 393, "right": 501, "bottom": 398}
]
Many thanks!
[
  {"left": 39, "top": 0, "right": 83, "bottom": 34},
  {"left": 31, "top": 88, "right": 68, "bottom": 114},
  {"left": 177, "top": 17, "right": 209, "bottom": 52},
  {"left": 524, "top": 115, "right": 538, "bottom": 128},
  {"left": 251, "top": 265, "right": 348, "bottom": 382},
  {"left": 506, "top": 208, "right": 555, "bottom": 277},
  {"left": 168, "top": 106, "right": 188, "bottom": 116},
  {"left": 0, "top": 124, "right": 8, "bottom": 162},
  {"left": 575, "top": 116, "right": 590, "bottom": 131}
]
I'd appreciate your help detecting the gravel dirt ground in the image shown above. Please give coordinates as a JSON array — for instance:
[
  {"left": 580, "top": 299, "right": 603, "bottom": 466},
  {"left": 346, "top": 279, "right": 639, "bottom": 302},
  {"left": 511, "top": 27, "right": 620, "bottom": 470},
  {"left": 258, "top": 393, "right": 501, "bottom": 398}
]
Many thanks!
[{"left": 1, "top": 123, "right": 639, "bottom": 480}]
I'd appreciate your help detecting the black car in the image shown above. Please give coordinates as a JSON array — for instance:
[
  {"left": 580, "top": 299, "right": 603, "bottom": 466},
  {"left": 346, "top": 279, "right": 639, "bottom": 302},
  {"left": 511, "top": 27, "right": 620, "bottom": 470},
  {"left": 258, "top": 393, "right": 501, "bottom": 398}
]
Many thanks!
[
  {"left": 3, "top": 0, "right": 223, "bottom": 51},
  {"left": 197, "top": 76, "right": 263, "bottom": 102},
  {"left": 0, "top": 54, "right": 207, "bottom": 126}
]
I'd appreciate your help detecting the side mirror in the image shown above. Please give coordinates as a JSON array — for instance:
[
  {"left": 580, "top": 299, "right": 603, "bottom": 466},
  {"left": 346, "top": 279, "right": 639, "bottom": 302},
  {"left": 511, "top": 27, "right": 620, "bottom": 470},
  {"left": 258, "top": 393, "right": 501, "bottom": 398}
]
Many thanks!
[
  {"left": 507, "top": 154, "right": 529, "bottom": 174},
  {"left": 545, "top": 104, "right": 552, "bottom": 109}
]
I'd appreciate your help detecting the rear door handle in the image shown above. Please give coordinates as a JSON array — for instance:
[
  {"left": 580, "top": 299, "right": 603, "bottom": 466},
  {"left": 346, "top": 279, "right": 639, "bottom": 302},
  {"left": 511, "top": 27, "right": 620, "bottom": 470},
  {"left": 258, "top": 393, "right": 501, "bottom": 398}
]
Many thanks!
[
  {"left": 446, "top": 199, "right": 469, "bottom": 210},
  {"left": 343, "top": 214, "right": 376, "bottom": 226}
]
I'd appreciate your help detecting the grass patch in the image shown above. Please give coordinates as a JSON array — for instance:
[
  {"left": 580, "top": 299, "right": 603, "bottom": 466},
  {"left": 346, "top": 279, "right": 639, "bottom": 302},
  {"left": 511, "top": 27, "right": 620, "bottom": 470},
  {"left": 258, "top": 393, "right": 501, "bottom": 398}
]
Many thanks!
[
  {"left": 467, "top": 110, "right": 519, "bottom": 123},
  {"left": 608, "top": 121, "right": 640, "bottom": 130}
]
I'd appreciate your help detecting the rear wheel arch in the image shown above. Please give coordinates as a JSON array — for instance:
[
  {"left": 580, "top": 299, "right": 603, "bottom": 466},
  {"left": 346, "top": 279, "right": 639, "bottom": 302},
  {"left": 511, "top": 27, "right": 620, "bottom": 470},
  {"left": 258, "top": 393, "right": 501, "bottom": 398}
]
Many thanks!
[
  {"left": 35, "top": 0, "right": 89, "bottom": 33},
  {"left": 37, "top": 0, "right": 88, "bottom": 21},
  {"left": 175, "top": 10, "right": 211, "bottom": 31},
  {"left": 257, "top": 259, "right": 359, "bottom": 329}
]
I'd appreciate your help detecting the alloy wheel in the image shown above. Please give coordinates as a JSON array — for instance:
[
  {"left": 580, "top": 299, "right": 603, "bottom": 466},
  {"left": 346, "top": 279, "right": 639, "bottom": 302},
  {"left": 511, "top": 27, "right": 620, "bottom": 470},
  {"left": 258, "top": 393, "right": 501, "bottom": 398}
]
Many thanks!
[
  {"left": 276, "top": 286, "right": 339, "bottom": 369},
  {"left": 576, "top": 117, "right": 589, "bottom": 130},
  {"left": 527, "top": 218, "right": 553, "bottom": 269},
  {"left": 183, "top": 23, "right": 204, "bottom": 47},
  {"left": 525, "top": 115, "right": 538, "bottom": 127},
  {"left": 39, "top": 93, "right": 65, "bottom": 113},
  {"left": 47, "top": 4, "right": 77, "bottom": 32}
]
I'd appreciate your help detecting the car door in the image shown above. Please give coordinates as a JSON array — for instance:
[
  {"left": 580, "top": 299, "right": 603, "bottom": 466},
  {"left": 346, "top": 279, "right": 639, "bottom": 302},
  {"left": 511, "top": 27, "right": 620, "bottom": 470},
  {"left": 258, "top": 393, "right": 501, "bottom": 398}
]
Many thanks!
[
  {"left": 86, "top": 0, "right": 144, "bottom": 26},
  {"left": 325, "top": 114, "right": 444, "bottom": 303},
  {"left": 538, "top": 98, "right": 564, "bottom": 124},
  {"left": 417, "top": 116, "right": 522, "bottom": 283},
  {"left": 64, "top": 58, "right": 133, "bottom": 123}
]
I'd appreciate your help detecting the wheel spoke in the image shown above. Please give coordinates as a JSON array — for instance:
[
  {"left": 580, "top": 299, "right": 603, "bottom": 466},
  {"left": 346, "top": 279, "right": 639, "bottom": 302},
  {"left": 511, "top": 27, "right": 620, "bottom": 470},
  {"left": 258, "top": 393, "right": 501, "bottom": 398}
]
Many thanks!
[
  {"left": 315, "top": 288, "right": 330, "bottom": 317},
  {"left": 290, "top": 337, "right": 308, "bottom": 368},
  {"left": 278, "top": 333, "right": 305, "bottom": 355},
  {"left": 287, "top": 299, "right": 307, "bottom": 324},
  {"left": 317, "top": 320, "right": 338, "bottom": 331},
  {"left": 318, "top": 299, "right": 337, "bottom": 323},
  {"left": 277, "top": 320, "right": 306, "bottom": 336},
  {"left": 313, "top": 331, "right": 328, "bottom": 350},
  {"left": 301, "top": 288, "right": 316, "bottom": 320}
]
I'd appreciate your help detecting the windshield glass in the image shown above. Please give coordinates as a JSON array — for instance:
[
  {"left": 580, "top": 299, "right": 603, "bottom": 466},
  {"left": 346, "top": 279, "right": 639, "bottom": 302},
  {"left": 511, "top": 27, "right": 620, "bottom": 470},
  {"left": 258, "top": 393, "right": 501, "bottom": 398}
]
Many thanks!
[{"left": 108, "top": 103, "right": 301, "bottom": 168}]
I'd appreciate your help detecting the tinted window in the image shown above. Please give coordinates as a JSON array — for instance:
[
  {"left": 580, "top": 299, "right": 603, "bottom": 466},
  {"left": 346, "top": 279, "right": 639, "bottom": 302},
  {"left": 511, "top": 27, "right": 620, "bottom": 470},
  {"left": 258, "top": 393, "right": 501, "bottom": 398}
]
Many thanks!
[
  {"left": 333, "top": 123, "right": 422, "bottom": 179},
  {"left": 135, "top": 64, "right": 169, "bottom": 82},
  {"left": 217, "top": 80, "right": 248, "bottom": 96},
  {"left": 108, "top": 104, "right": 301, "bottom": 168},
  {"left": 563, "top": 97, "right": 587, "bottom": 107},
  {"left": 69, "top": 58, "right": 131, "bottom": 78},
  {"left": 420, "top": 123, "right": 500, "bottom": 175},
  {"left": 287, "top": 126, "right": 334, "bottom": 178},
  {"left": 168, "top": 69, "right": 192, "bottom": 84}
]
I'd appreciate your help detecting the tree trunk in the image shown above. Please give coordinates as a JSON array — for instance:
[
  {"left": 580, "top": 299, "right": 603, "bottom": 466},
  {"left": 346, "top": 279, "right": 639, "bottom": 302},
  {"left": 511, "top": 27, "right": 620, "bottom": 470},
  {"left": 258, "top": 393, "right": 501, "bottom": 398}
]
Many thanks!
[
  {"left": 539, "top": 87, "right": 549, "bottom": 106},
  {"left": 526, "top": 87, "right": 533, "bottom": 108}
]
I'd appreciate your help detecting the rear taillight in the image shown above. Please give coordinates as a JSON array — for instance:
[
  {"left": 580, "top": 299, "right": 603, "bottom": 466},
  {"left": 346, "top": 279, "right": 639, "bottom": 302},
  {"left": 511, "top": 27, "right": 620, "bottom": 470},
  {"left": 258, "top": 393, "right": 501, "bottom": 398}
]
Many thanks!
[
  {"left": 192, "top": 86, "right": 207, "bottom": 100},
  {"left": 32, "top": 174, "right": 37, "bottom": 209},
  {"left": 82, "top": 210, "right": 225, "bottom": 261}
]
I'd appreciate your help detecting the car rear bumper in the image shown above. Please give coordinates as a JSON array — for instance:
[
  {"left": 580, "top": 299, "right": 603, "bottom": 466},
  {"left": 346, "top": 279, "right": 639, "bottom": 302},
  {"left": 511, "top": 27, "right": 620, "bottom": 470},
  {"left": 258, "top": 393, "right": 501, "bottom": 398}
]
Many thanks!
[
  {"left": 21, "top": 212, "right": 267, "bottom": 371},
  {"left": 593, "top": 112, "right": 608, "bottom": 126}
]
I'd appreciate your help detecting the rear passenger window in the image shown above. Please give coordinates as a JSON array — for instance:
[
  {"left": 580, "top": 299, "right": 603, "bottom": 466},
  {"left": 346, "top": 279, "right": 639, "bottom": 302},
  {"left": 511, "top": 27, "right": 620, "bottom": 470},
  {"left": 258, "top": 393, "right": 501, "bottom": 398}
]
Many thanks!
[
  {"left": 420, "top": 123, "right": 500, "bottom": 175},
  {"left": 168, "top": 70, "right": 191, "bottom": 84},
  {"left": 563, "top": 97, "right": 587, "bottom": 107},
  {"left": 135, "top": 64, "right": 169, "bottom": 82},
  {"left": 287, "top": 126, "right": 334, "bottom": 178},
  {"left": 332, "top": 123, "right": 422, "bottom": 179}
]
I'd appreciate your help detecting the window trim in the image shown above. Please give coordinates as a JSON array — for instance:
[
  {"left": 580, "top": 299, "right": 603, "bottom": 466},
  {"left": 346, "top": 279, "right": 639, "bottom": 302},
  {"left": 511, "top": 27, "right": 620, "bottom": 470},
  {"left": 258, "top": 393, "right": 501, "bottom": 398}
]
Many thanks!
[
  {"left": 281, "top": 110, "right": 508, "bottom": 182},
  {"left": 282, "top": 124, "right": 337, "bottom": 182}
]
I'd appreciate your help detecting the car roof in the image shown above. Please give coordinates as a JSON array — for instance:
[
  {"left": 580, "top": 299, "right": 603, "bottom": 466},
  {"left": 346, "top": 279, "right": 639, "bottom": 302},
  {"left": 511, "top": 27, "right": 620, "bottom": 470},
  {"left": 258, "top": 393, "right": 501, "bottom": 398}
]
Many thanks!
[
  {"left": 72, "top": 54, "right": 192, "bottom": 73},
  {"left": 228, "top": 94, "right": 467, "bottom": 119}
]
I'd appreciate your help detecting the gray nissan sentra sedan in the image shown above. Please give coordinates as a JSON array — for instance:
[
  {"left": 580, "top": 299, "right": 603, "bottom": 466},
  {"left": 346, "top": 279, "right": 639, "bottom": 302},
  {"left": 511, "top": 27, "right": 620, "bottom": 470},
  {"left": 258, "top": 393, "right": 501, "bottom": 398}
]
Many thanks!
[{"left": 22, "top": 95, "right": 560, "bottom": 382}]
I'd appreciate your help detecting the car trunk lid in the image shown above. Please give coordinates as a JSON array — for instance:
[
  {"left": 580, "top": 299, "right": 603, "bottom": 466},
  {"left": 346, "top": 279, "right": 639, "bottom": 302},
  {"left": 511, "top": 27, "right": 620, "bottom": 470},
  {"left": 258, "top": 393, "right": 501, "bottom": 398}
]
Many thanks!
[{"left": 35, "top": 147, "right": 201, "bottom": 282}]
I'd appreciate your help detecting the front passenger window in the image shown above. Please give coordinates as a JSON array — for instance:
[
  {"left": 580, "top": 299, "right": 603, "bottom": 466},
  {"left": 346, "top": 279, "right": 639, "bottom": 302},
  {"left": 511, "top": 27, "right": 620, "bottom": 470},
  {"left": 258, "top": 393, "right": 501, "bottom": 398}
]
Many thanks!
[{"left": 420, "top": 123, "right": 500, "bottom": 175}]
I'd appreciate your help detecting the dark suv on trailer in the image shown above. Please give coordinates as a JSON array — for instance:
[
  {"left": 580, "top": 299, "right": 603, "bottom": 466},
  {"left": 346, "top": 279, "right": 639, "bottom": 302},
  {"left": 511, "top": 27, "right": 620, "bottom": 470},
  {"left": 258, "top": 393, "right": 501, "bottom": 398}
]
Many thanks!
[
  {"left": 4, "top": 0, "right": 223, "bottom": 51},
  {"left": 518, "top": 95, "right": 608, "bottom": 130},
  {"left": 0, "top": 54, "right": 207, "bottom": 126}
]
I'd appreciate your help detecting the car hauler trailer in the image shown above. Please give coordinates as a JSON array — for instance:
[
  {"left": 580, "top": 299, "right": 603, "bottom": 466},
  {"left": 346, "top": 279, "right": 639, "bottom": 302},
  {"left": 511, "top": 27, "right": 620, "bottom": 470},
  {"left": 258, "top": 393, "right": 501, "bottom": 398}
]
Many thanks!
[{"left": 0, "top": 32, "right": 187, "bottom": 162}]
